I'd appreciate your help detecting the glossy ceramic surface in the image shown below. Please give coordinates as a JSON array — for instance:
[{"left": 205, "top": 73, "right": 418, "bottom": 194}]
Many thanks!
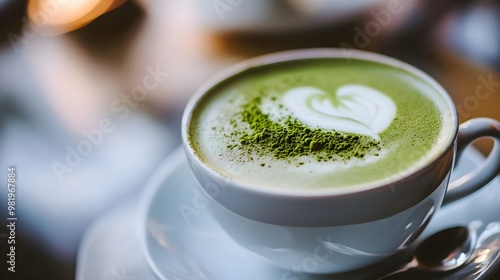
[{"left": 140, "top": 147, "right": 500, "bottom": 280}]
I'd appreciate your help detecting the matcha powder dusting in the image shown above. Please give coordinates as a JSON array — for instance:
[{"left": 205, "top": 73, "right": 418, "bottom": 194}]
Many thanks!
[{"left": 225, "top": 97, "right": 381, "bottom": 164}]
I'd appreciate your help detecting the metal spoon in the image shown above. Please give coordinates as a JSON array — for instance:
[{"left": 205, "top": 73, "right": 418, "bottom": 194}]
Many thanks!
[{"left": 378, "top": 226, "right": 475, "bottom": 279}]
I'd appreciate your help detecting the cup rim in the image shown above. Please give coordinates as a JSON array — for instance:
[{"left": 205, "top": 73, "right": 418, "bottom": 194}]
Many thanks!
[{"left": 181, "top": 48, "right": 459, "bottom": 198}]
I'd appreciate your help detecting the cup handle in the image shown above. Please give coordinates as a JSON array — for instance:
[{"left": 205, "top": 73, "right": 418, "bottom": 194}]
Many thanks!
[{"left": 443, "top": 118, "right": 500, "bottom": 205}]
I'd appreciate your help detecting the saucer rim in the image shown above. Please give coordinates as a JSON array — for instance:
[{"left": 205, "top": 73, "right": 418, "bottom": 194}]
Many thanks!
[{"left": 139, "top": 147, "right": 187, "bottom": 280}]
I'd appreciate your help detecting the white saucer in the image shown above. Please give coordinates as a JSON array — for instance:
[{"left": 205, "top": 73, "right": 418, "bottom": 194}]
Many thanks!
[{"left": 140, "top": 147, "right": 500, "bottom": 280}]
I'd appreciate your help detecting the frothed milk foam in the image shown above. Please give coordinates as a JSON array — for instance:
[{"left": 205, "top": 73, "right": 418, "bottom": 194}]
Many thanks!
[{"left": 189, "top": 58, "right": 452, "bottom": 190}]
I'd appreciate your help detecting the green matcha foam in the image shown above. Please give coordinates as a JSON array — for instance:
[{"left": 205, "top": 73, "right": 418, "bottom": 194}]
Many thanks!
[{"left": 189, "top": 59, "right": 451, "bottom": 190}]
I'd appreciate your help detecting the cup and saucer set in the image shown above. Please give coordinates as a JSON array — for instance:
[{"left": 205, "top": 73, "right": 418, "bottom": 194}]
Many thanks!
[{"left": 77, "top": 49, "right": 500, "bottom": 280}]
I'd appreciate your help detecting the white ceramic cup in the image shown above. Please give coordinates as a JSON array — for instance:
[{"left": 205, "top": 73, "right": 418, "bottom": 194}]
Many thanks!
[{"left": 181, "top": 49, "right": 500, "bottom": 274}]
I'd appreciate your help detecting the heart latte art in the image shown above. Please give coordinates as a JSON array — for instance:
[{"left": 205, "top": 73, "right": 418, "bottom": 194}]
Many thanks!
[{"left": 282, "top": 85, "right": 396, "bottom": 140}]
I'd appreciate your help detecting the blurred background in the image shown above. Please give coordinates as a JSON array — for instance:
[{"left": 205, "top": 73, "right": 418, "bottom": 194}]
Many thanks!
[{"left": 0, "top": 0, "right": 499, "bottom": 279}]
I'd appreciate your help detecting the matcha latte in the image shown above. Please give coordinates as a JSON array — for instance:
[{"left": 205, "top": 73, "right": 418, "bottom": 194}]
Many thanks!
[{"left": 188, "top": 58, "right": 451, "bottom": 190}]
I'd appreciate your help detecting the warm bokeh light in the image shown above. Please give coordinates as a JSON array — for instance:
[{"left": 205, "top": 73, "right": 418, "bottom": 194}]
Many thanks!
[{"left": 27, "top": 0, "right": 124, "bottom": 35}]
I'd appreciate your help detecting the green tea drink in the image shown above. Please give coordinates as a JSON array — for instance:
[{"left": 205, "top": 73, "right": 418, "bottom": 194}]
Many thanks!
[{"left": 189, "top": 58, "right": 451, "bottom": 190}]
